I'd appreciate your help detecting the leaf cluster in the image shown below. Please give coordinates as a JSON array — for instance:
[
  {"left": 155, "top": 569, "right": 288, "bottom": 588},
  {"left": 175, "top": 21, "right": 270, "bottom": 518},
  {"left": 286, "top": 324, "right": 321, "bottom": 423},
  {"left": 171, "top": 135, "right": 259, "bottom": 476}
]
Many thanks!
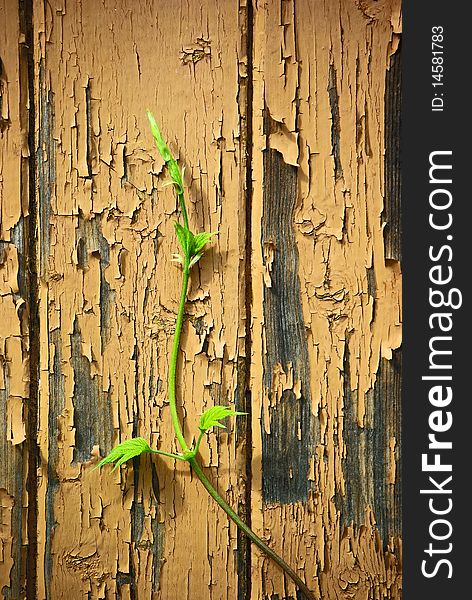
[
  {"left": 148, "top": 110, "right": 215, "bottom": 268},
  {"left": 96, "top": 406, "right": 246, "bottom": 471},
  {"left": 174, "top": 223, "right": 216, "bottom": 267}
]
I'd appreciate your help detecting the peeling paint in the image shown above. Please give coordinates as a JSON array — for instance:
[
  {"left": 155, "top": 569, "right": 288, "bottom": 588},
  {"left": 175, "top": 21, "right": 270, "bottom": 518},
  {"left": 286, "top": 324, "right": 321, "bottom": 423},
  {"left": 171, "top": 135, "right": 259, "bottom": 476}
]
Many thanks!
[
  {"left": 1, "top": 0, "right": 402, "bottom": 598},
  {"left": 71, "top": 318, "right": 113, "bottom": 463},
  {"left": 261, "top": 112, "right": 316, "bottom": 504},
  {"left": 0, "top": 2, "right": 29, "bottom": 596},
  {"left": 328, "top": 63, "right": 343, "bottom": 182},
  {"left": 251, "top": 1, "right": 402, "bottom": 597},
  {"left": 340, "top": 344, "right": 401, "bottom": 543},
  {"left": 33, "top": 1, "right": 249, "bottom": 598}
]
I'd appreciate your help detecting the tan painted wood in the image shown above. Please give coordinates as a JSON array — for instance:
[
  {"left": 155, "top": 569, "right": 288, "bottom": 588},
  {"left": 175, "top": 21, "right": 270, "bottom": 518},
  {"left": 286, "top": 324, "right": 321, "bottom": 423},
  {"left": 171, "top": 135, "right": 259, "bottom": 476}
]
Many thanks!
[
  {"left": 250, "top": 1, "right": 402, "bottom": 598},
  {"left": 33, "top": 1, "right": 249, "bottom": 598},
  {"left": 1, "top": 1, "right": 30, "bottom": 596},
  {"left": 0, "top": 1, "right": 403, "bottom": 598}
]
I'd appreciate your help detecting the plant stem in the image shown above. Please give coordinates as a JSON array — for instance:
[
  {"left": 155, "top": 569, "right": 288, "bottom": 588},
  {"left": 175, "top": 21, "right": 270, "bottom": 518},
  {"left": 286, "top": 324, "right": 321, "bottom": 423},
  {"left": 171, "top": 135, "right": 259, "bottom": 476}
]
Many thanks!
[
  {"left": 150, "top": 115, "right": 313, "bottom": 597},
  {"left": 168, "top": 233, "right": 314, "bottom": 600},
  {"left": 168, "top": 260, "right": 190, "bottom": 454},
  {"left": 177, "top": 190, "right": 189, "bottom": 231},
  {"left": 193, "top": 429, "right": 205, "bottom": 455},
  {"left": 151, "top": 449, "right": 186, "bottom": 461},
  {"left": 188, "top": 457, "right": 315, "bottom": 600}
]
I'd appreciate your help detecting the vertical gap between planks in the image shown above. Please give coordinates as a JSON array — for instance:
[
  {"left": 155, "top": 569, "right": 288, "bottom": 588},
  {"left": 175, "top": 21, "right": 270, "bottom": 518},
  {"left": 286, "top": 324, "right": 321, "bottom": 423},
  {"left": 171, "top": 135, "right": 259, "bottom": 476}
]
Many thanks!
[
  {"left": 244, "top": 2, "right": 254, "bottom": 598},
  {"left": 237, "top": 0, "right": 255, "bottom": 598},
  {"left": 18, "top": 0, "right": 39, "bottom": 597}
]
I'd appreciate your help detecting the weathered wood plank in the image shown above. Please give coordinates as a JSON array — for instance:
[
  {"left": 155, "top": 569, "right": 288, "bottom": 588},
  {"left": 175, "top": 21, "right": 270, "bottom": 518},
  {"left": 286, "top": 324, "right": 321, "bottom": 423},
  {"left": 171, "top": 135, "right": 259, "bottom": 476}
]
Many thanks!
[
  {"left": 250, "top": 1, "right": 402, "bottom": 598},
  {"left": 0, "top": 1, "right": 404, "bottom": 597},
  {"left": 0, "top": 1, "right": 30, "bottom": 597},
  {"left": 33, "top": 1, "right": 249, "bottom": 598}
]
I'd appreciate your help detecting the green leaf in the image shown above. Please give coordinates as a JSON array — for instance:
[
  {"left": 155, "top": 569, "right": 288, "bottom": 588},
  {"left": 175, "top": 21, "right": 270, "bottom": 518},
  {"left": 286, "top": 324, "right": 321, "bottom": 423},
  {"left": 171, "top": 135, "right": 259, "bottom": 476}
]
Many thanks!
[
  {"left": 147, "top": 111, "right": 184, "bottom": 194},
  {"left": 94, "top": 437, "right": 153, "bottom": 472},
  {"left": 147, "top": 111, "right": 172, "bottom": 163},
  {"left": 188, "top": 252, "right": 204, "bottom": 268},
  {"left": 174, "top": 222, "right": 193, "bottom": 257},
  {"left": 174, "top": 224, "right": 216, "bottom": 265},
  {"left": 167, "top": 159, "right": 184, "bottom": 194},
  {"left": 193, "top": 232, "right": 216, "bottom": 255},
  {"left": 199, "top": 406, "right": 247, "bottom": 433}
]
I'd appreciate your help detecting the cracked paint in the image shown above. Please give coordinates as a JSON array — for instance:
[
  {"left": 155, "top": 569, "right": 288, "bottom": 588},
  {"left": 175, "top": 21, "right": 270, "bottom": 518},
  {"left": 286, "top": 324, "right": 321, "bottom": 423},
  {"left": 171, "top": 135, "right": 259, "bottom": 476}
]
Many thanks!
[
  {"left": 32, "top": 1, "right": 249, "bottom": 598},
  {"left": 251, "top": 1, "right": 402, "bottom": 598},
  {"left": 0, "top": 1, "right": 29, "bottom": 596},
  {"left": 1, "top": 1, "right": 402, "bottom": 598}
]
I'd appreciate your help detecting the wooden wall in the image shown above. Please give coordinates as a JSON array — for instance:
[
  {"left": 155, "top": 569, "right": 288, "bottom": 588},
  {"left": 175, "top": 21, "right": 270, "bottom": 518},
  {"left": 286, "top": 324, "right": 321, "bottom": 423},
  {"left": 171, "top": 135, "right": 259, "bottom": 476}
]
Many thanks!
[{"left": 0, "top": 1, "right": 402, "bottom": 598}]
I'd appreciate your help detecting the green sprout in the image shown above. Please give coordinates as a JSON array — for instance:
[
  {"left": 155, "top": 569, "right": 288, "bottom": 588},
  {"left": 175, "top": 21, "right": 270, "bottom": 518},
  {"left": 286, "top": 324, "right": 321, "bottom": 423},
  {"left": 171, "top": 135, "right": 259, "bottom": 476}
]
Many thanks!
[{"left": 94, "top": 112, "right": 314, "bottom": 600}]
